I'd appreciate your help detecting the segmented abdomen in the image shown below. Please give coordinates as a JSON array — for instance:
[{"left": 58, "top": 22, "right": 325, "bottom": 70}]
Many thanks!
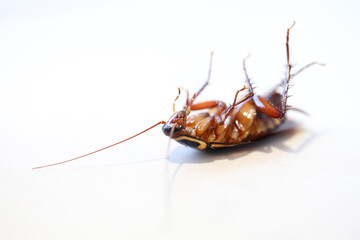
[{"left": 182, "top": 99, "right": 283, "bottom": 144}]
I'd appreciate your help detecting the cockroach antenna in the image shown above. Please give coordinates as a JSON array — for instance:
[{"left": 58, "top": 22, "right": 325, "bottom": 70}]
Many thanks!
[{"left": 33, "top": 23, "right": 324, "bottom": 169}]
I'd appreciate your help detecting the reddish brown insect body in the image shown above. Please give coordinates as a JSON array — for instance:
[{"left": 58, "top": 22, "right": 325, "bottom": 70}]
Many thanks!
[
  {"left": 33, "top": 22, "right": 322, "bottom": 169},
  {"left": 161, "top": 22, "right": 321, "bottom": 150}
]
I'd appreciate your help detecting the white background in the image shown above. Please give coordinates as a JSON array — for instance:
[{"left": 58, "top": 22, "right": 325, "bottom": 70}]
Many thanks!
[{"left": 1, "top": 0, "right": 360, "bottom": 239}]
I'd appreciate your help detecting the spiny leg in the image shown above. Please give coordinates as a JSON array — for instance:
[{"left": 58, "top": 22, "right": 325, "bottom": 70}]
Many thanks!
[
  {"left": 222, "top": 88, "right": 254, "bottom": 123},
  {"left": 221, "top": 59, "right": 257, "bottom": 122},
  {"left": 243, "top": 55, "right": 255, "bottom": 94},
  {"left": 188, "top": 51, "right": 214, "bottom": 106},
  {"left": 266, "top": 61, "right": 325, "bottom": 98},
  {"left": 252, "top": 22, "right": 297, "bottom": 119},
  {"left": 240, "top": 56, "right": 281, "bottom": 118},
  {"left": 233, "top": 87, "right": 248, "bottom": 106},
  {"left": 281, "top": 21, "right": 296, "bottom": 115}
]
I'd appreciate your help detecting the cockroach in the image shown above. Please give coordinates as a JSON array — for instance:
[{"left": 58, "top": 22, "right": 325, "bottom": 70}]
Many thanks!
[{"left": 33, "top": 22, "right": 322, "bottom": 169}]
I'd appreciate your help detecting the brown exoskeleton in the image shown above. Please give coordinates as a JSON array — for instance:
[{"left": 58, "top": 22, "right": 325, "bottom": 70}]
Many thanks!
[{"left": 33, "top": 22, "right": 322, "bottom": 169}]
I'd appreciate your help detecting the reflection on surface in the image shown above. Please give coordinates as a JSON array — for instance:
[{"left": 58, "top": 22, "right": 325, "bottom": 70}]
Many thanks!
[{"left": 162, "top": 120, "right": 318, "bottom": 232}]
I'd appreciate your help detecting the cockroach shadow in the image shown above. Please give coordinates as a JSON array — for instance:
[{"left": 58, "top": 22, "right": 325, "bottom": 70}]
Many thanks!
[{"left": 167, "top": 120, "right": 317, "bottom": 164}]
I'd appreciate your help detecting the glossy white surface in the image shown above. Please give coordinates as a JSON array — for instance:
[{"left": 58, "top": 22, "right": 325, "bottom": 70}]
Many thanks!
[{"left": 1, "top": 0, "right": 360, "bottom": 239}]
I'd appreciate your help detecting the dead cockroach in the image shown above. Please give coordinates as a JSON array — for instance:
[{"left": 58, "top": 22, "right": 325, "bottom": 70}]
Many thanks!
[{"left": 33, "top": 22, "right": 322, "bottom": 169}]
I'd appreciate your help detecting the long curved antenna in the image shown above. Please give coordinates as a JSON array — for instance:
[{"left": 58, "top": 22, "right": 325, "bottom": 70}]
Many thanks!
[
  {"left": 173, "top": 87, "right": 181, "bottom": 113},
  {"left": 291, "top": 62, "right": 325, "bottom": 77},
  {"left": 33, "top": 121, "right": 166, "bottom": 170}
]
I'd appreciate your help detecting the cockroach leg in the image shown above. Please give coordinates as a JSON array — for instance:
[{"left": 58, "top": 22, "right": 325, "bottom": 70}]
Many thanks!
[
  {"left": 222, "top": 93, "right": 254, "bottom": 123},
  {"left": 252, "top": 22, "right": 296, "bottom": 119},
  {"left": 188, "top": 51, "right": 214, "bottom": 106},
  {"left": 190, "top": 100, "right": 226, "bottom": 111},
  {"left": 189, "top": 100, "right": 227, "bottom": 129},
  {"left": 243, "top": 55, "right": 254, "bottom": 94},
  {"left": 222, "top": 87, "right": 250, "bottom": 120},
  {"left": 180, "top": 87, "right": 190, "bottom": 105},
  {"left": 286, "top": 21, "right": 296, "bottom": 64},
  {"left": 265, "top": 62, "right": 325, "bottom": 100},
  {"left": 253, "top": 95, "right": 283, "bottom": 118},
  {"left": 281, "top": 21, "right": 296, "bottom": 115},
  {"left": 242, "top": 53, "right": 282, "bottom": 118},
  {"left": 233, "top": 87, "right": 247, "bottom": 106}
]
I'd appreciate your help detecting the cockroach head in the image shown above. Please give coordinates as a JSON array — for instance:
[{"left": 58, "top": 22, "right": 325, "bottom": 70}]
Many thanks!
[{"left": 162, "top": 110, "right": 186, "bottom": 137}]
